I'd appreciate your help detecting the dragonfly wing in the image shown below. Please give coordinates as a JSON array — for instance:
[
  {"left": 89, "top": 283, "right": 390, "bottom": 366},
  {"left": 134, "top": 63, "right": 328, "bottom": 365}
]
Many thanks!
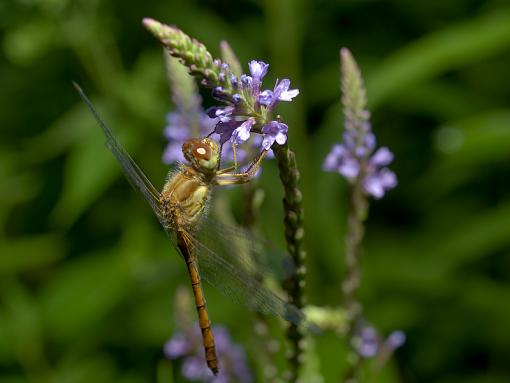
[
  {"left": 190, "top": 235, "right": 316, "bottom": 333},
  {"left": 74, "top": 83, "right": 164, "bottom": 223},
  {"left": 196, "top": 214, "right": 296, "bottom": 281}
]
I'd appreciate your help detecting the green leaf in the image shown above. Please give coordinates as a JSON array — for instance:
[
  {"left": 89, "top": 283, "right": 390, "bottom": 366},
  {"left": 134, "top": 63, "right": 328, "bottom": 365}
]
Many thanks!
[
  {"left": 53, "top": 354, "right": 116, "bottom": 383},
  {"left": 157, "top": 359, "right": 175, "bottom": 383},
  {"left": 40, "top": 252, "right": 132, "bottom": 342},
  {"left": 2, "top": 17, "right": 60, "bottom": 66},
  {"left": 367, "top": 9, "right": 510, "bottom": 107},
  {"left": 0, "top": 279, "right": 45, "bottom": 367},
  {"left": 0, "top": 233, "right": 65, "bottom": 275},
  {"left": 417, "top": 110, "right": 510, "bottom": 198}
]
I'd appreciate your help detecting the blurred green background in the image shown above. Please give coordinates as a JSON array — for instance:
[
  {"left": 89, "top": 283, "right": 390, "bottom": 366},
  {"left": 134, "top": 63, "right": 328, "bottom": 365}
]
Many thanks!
[{"left": 1, "top": 0, "right": 510, "bottom": 382}]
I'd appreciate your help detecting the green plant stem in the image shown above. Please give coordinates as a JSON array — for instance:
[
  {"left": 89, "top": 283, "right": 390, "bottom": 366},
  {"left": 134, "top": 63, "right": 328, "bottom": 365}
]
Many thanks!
[
  {"left": 343, "top": 182, "right": 369, "bottom": 383},
  {"left": 272, "top": 142, "right": 306, "bottom": 383}
]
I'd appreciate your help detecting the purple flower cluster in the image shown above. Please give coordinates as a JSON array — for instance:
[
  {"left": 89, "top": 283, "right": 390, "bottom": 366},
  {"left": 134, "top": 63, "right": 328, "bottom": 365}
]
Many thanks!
[
  {"left": 209, "top": 60, "right": 298, "bottom": 151},
  {"left": 355, "top": 325, "right": 406, "bottom": 359},
  {"left": 323, "top": 123, "right": 397, "bottom": 199},
  {"left": 164, "top": 325, "right": 252, "bottom": 383}
]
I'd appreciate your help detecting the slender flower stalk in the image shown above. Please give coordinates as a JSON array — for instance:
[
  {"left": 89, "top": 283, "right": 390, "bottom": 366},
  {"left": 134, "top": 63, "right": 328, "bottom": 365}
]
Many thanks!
[
  {"left": 273, "top": 142, "right": 307, "bottom": 383},
  {"left": 323, "top": 48, "right": 397, "bottom": 383}
]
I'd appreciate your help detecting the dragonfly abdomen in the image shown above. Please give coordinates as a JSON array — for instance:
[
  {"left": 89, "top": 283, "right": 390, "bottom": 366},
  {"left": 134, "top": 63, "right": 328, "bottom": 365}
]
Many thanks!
[{"left": 175, "top": 225, "right": 219, "bottom": 375}]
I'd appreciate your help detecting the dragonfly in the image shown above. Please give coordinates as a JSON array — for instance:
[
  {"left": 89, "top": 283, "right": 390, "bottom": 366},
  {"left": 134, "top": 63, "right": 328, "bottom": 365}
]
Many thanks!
[{"left": 74, "top": 83, "right": 314, "bottom": 375}]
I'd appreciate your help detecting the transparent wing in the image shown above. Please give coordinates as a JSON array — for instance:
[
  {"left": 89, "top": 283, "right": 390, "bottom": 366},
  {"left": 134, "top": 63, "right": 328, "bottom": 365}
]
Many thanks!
[
  {"left": 188, "top": 228, "right": 318, "bottom": 333},
  {"left": 196, "top": 214, "right": 295, "bottom": 281},
  {"left": 74, "top": 82, "right": 164, "bottom": 223}
]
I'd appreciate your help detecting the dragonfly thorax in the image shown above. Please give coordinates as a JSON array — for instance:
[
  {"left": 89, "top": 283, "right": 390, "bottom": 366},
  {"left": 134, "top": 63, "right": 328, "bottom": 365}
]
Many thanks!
[
  {"left": 161, "top": 167, "right": 211, "bottom": 231},
  {"left": 182, "top": 138, "right": 220, "bottom": 175}
]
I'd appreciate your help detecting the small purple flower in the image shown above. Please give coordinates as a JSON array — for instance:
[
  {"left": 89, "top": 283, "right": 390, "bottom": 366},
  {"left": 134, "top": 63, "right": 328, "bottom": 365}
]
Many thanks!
[
  {"left": 322, "top": 144, "right": 360, "bottom": 180},
  {"left": 212, "top": 86, "right": 229, "bottom": 101},
  {"left": 386, "top": 330, "right": 406, "bottom": 350},
  {"left": 248, "top": 60, "right": 269, "bottom": 81},
  {"left": 357, "top": 326, "right": 379, "bottom": 358},
  {"left": 230, "top": 74, "right": 239, "bottom": 88},
  {"left": 251, "top": 134, "right": 274, "bottom": 159},
  {"left": 323, "top": 141, "right": 396, "bottom": 198},
  {"left": 363, "top": 167, "right": 397, "bottom": 199},
  {"left": 231, "top": 118, "right": 255, "bottom": 145},
  {"left": 162, "top": 142, "right": 184, "bottom": 164},
  {"left": 240, "top": 74, "right": 253, "bottom": 88},
  {"left": 181, "top": 356, "right": 211, "bottom": 381},
  {"left": 215, "top": 120, "right": 244, "bottom": 145},
  {"left": 232, "top": 93, "right": 242, "bottom": 104},
  {"left": 268, "top": 78, "right": 299, "bottom": 110},
  {"left": 322, "top": 144, "right": 345, "bottom": 172},
  {"left": 272, "top": 79, "right": 299, "bottom": 103},
  {"left": 164, "top": 334, "right": 192, "bottom": 359},
  {"left": 353, "top": 323, "right": 405, "bottom": 363},
  {"left": 257, "top": 89, "right": 273, "bottom": 106},
  {"left": 207, "top": 106, "right": 234, "bottom": 121},
  {"left": 261, "top": 121, "right": 288, "bottom": 150},
  {"left": 248, "top": 60, "right": 269, "bottom": 96},
  {"left": 164, "top": 112, "right": 191, "bottom": 141},
  {"left": 164, "top": 324, "right": 252, "bottom": 383},
  {"left": 371, "top": 147, "right": 393, "bottom": 166},
  {"left": 258, "top": 79, "right": 300, "bottom": 109},
  {"left": 162, "top": 110, "right": 217, "bottom": 164}
]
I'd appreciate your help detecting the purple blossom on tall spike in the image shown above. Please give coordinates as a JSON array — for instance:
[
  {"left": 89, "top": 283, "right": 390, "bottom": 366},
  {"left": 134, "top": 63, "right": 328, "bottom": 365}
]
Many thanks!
[
  {"left": 230, "top": 74, "right": 239, "bottom": 88},
  {"left": 257, "top": 89, "right": 273, "bottom": 106},
  {"left": 248, "top": 60, "right": 269, "bottom": 81},
  {"left": 386, "top": 330, "right": 406, "bottom": 350},
  {"left": 323, "top": 48, "right": 396, "bottom": 199},
  {"left": 215, "top": 120, "right": 244, "bottom": 145},
  {"left": 163, "top": 111, "right": 218, "bottom": 164},
  {"left": 258, "top": 79, "right": 299, "bottom": 108},
  {"left": 231, "top": 118, "right": 255, "bottom": 145},
  {"left": 271, "top": 79, "right": 299, "bottom": 104},
  {"left": 248, "top": 60, "right": 269, "bottom": 97},
  {"left": 232, "top": 94, "right": 242, "bottom": 104},
  {"left": 164, "top": 325, "right": 253, "bottom": 383},
  {"left": 323, "top": 142, "right": 396, "bottom": 199},
  {"left": 261, "top": 121, "right": 288, "bottom": 150},
  {"left": 207, "top": 106, "right": 234, "bottom": 121},
  {"left": 356, "top": 326, "right": 379, "bottom": 358},
  {"left": 164, "top": 333, "right": 193, "bottom": 359},
  {"left": 209, "top": 59, "right": 297, "bottom": 150},
  {"left": 240, "top": 74, "right": 253, "bottom": 88}
]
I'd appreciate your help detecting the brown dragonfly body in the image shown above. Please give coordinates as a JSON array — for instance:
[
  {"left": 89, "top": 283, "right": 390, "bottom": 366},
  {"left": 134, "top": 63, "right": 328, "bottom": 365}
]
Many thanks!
[
  {"left": 74, "top": 83, "right": 313, "bottom": 376},
  {"left": 160, "top": 138, "right": 264, "bottom": 373}
]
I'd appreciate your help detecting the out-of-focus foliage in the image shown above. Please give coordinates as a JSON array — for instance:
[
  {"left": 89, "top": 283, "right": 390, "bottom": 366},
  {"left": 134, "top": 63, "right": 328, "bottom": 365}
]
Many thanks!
[{"left": 1, "top": 0, "right": 509, "bottom": 382}]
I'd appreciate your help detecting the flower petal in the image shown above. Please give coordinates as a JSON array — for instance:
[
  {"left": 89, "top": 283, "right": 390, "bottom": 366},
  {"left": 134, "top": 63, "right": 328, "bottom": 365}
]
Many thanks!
[
  {"left": 371, "top": 147, "right": 394, "bottom": 166},
  {"left": 339, "top": 158, "right": 360, "bottom": 179},
  {"left": 262, "top": 135, "right": 274, "bottom": 150},
  {"left": 248, "top": 60, "right": 269, "bottom": 80},
  {"left": 231, "top": 118, "right": 255, "bottom": 145}
]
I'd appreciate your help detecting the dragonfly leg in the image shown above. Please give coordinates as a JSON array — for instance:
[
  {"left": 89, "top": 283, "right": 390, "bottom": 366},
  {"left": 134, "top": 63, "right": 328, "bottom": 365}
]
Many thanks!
[
  {"left": 213, "top": 149, "right": 268, "bottom": 186},
  {"left": 214, "top": 150, "right": 267, "bottom": 186},
  {"left": 216, "top": 165, "right": 236, "bottom": 175}
]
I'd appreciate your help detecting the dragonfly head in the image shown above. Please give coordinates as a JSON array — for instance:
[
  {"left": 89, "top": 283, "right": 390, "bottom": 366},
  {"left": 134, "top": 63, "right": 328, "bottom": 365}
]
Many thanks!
[{"left": 182, "top": 138, "right": 220, "bottom": 174}]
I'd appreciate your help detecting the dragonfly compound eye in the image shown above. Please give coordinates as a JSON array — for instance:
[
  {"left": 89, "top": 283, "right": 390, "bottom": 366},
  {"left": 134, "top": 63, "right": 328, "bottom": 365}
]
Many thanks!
[{"left": 183, "top": 138, "right": 219, "bottom": 172}]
